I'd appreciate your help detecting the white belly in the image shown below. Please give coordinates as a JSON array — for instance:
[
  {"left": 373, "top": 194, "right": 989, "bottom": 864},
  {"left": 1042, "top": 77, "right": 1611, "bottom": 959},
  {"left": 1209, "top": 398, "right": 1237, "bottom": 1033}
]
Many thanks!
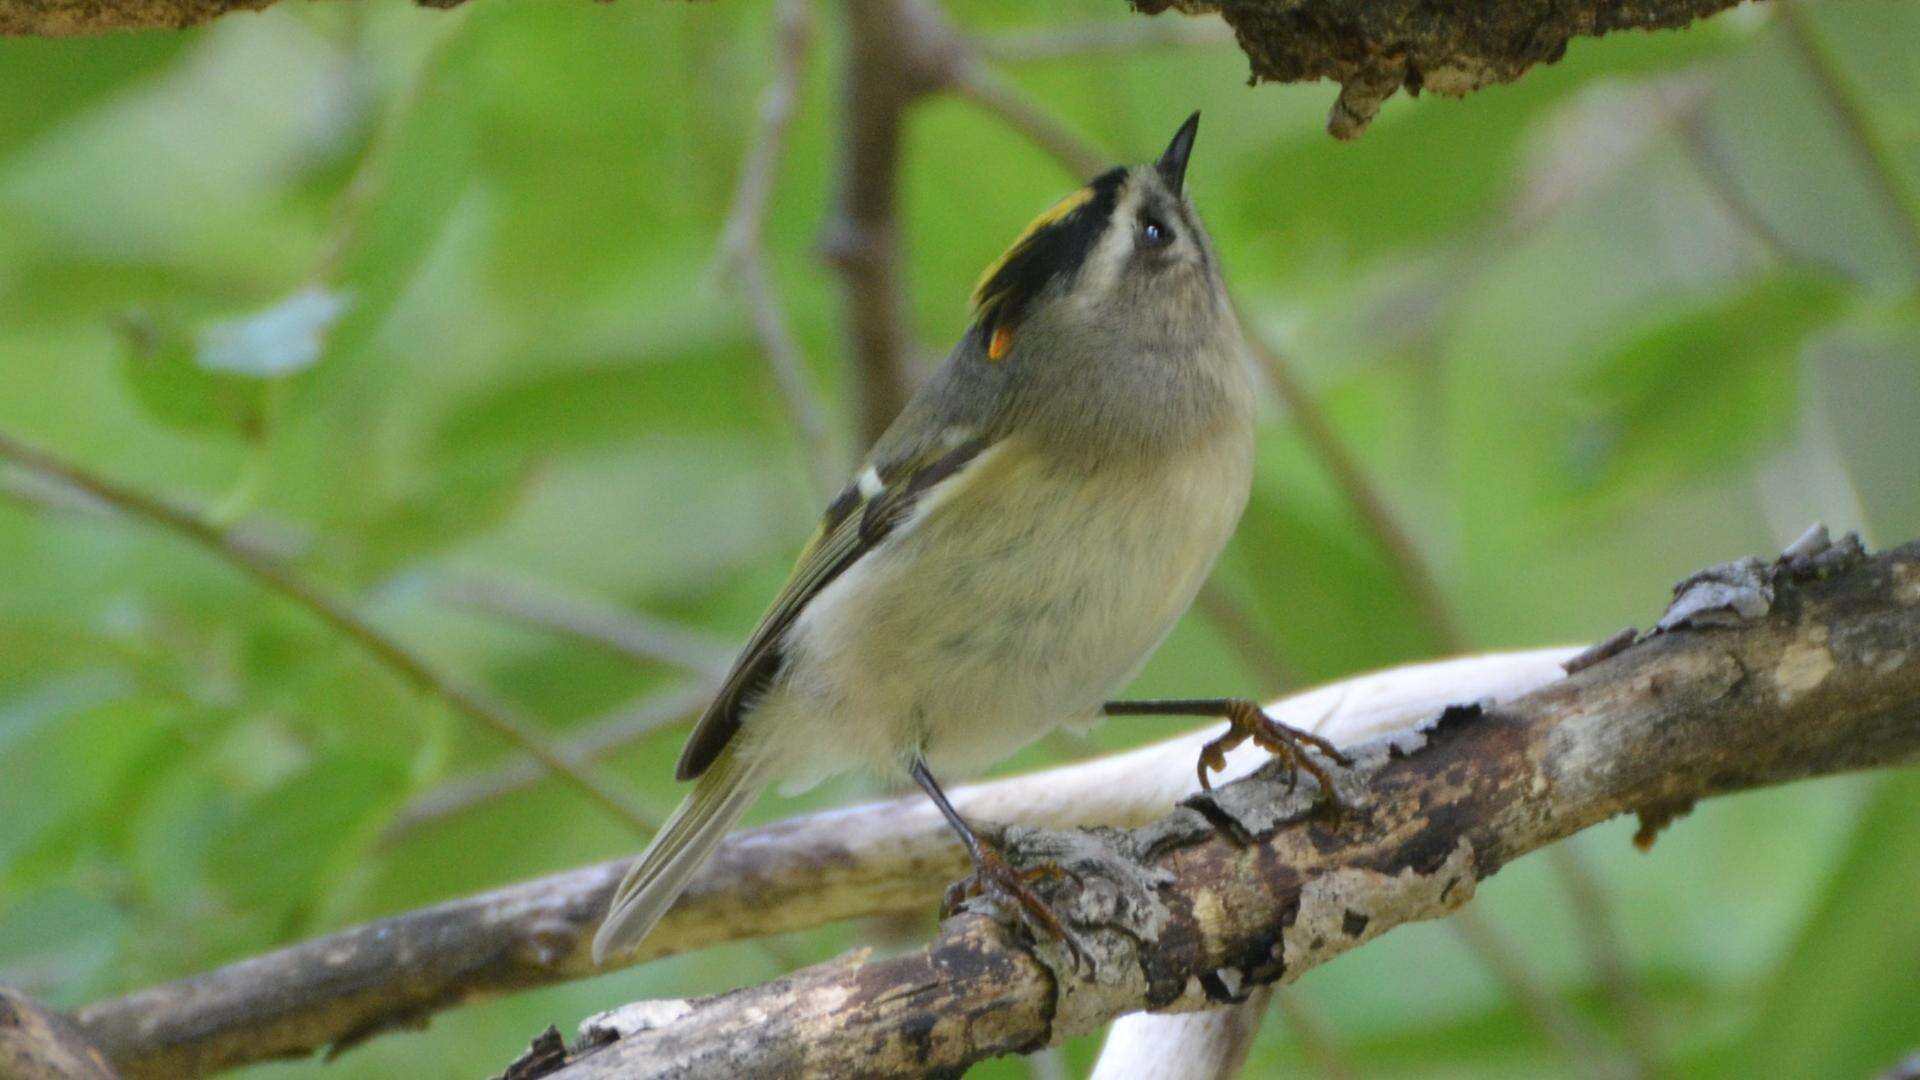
[{"left": 751, "top": 432, "right": 1251, "bottom": 791}]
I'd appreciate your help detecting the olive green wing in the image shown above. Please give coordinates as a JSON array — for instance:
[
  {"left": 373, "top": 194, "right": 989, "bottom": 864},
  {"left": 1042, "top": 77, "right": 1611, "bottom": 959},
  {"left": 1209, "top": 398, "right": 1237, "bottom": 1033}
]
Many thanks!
[{"left": 674, "top": 432, "right": 992, "bottom": 781}]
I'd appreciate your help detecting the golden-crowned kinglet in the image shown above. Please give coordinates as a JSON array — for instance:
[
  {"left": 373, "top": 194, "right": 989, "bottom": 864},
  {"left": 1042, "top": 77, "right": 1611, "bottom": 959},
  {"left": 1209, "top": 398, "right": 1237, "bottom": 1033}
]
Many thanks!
[{"left": 594, "top": 113, "right": 1348, "bottom": 965}]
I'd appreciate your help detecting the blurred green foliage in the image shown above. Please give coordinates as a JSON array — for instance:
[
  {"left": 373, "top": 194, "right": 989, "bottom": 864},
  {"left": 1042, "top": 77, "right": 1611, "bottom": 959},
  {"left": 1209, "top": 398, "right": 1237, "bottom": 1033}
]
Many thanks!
[{"left": 1, "top": 0, "right": 1916, "bottom": 1076}]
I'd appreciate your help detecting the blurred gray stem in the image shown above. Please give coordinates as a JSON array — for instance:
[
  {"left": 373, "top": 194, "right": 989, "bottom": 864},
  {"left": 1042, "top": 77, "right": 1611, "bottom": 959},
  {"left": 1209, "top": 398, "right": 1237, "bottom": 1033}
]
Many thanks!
[{"left": 821, "top": 0, "right": 956, "bottom": 451}]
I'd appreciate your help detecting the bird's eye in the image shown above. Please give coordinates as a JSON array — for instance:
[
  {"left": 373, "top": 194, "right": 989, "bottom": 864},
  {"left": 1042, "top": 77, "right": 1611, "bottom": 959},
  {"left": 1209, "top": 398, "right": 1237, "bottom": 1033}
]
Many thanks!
[{"left": 1139, "top": 216, "right": 1173, "bottom": 248}]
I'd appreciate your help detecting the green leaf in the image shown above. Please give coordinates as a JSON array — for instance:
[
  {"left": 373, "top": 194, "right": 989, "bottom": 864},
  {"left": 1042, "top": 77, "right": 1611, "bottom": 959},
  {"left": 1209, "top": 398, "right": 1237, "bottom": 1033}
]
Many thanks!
[
  {"left": 310, "top": 32, "right": 480, "bottom": 371},
  {"left": 1728, "top": 771, "right": 1920, "bottom": 1079},
  {"left": 1569, "top": 271, "right": 1848, "bottom": 497},
  {"left": 115, "top": 306, "right": 270, "bottom": 440},
  {"left": 207, "top": 753, "right": 406, "bottom": 923},
  {"left": 347, "top": 455, "right": 538, "bottom": 579},
  {"left": 0, "top": 35, "right": 188, "bottom": 161},
  {"left": 114, "top": 286, "right": 348, "bottom": 442},
  {"left": 1221, "top": 479, "right": 1441, "bottom": 680},
  {"left": 428, "top": 345, "right": 776, "bottom": 467}
]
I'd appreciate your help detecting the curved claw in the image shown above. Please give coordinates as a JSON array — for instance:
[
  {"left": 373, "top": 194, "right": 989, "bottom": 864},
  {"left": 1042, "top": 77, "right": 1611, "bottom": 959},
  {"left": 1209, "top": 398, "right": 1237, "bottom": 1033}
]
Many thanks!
[
  {"left": 947, "top": 845, "right": 1093, "bottom": 973},
  {"left": 1196, "top": 699, "right": 1352, "bottom": 814}
]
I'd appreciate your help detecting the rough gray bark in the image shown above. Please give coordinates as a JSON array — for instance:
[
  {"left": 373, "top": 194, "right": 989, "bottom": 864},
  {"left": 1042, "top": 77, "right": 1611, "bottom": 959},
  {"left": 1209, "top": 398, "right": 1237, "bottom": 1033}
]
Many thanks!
[
  {"left": 508, "top": 534, "right": 1920, "bottom": 1078},
  {"left": 68, "top": 814, "right": 952, "bottom": 1080},
  {"left": 1, "top": 987, "right": 120, "bottom": 1080},
  {"left": 1134, "top": 0, "right": 1760, "bottom": 136}
]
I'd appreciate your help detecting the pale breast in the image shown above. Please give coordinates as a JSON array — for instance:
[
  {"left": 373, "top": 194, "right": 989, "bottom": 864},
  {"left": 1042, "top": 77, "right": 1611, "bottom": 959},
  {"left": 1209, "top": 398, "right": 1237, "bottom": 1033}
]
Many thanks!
[{"left": 761, "top": 430, "right": 1252, "bottom": 788}]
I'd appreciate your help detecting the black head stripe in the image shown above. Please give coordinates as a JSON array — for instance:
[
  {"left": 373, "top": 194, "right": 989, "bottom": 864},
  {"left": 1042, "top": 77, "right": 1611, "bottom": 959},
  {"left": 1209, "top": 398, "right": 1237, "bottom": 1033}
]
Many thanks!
[{"left": 972, "top": 167, "right": 1126, "bottom": 345}]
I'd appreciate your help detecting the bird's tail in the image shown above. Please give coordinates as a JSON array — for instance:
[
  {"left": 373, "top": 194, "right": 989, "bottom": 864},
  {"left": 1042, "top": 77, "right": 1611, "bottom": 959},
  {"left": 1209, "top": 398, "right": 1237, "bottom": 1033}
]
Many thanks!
[{"left": 592, "top": 746, "right": 768, "bottom": 964}]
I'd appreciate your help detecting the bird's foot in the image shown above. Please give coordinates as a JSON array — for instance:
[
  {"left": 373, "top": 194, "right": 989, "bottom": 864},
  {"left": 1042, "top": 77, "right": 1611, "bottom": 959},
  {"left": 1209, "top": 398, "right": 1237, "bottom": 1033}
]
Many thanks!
[
  {"left": 1198, "top": 698, "right": 1354, "bottom": 812},
  {"left": 942, "top": 839, "right": 1092, "bottom": 972}
]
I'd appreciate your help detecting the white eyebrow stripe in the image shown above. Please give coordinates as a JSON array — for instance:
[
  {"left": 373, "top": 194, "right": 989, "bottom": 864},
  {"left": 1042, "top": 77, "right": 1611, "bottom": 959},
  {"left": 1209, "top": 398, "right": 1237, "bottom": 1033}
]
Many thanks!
[{"left": 1076, "top": 170, "right": 1144, "bottom": 307}]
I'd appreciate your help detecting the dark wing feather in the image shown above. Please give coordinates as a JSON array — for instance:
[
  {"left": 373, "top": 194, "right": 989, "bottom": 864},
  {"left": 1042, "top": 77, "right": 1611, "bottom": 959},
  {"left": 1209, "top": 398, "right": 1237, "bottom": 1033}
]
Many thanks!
[{"left": 674, "top": 434, "right": 990, "bottom": 780}]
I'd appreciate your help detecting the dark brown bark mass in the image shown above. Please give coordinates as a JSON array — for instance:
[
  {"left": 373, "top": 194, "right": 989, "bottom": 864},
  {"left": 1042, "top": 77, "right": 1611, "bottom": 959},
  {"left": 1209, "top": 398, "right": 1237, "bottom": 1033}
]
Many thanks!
[
  {"left": 0, "top": 0, "right": 465, "bottom": 36},
  {"left": 1134, "top": 0, "right": 1756, "bottom": 135},
  {"left": 5, "top": 0, "right": 1758, "bottom": 140}
]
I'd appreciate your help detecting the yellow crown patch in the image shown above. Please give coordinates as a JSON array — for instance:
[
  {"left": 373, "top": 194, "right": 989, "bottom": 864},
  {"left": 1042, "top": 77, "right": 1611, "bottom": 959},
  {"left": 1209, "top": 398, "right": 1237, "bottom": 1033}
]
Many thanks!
[{"left": 970, "top": 185, "right": 1095, "bottom": 311}]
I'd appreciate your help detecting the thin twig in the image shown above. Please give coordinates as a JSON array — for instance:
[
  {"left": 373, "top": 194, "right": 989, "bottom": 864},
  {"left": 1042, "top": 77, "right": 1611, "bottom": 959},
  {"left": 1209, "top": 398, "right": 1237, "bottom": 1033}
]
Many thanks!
[
  {"left": 948, "top": 61, "right": 1110, "bottom": 181},
  {"left": 0, "top": 428, "right": 655, "bottom": 837},
  {"left": 979, "top": 16, "right": 1235, "bottom": 64},
  {"left": 382, "top": 680, "right": 715, "bottom": 841},
  {"left": 1776, "top": 1, "right": 1920, "bottom": 281},
  {"left": 1668, "top": 105, "right": 1805, "bottom": 271},
  {"left": 430, "top": 573, "right": 732, "bottom": 676},
  {"left": 718, "top": 0, "right": 847, "bottom": 497},
  {"left": 1450, "top": 906, "right": 1627, "bottom": 1080},
  {"left": 1664, "top": 86, "right": 1858, "bottom": 281},
  {"left": 1547, "top": 843, "right": 1661, "bottom": 1077},
  {"left": 1273, "top": 987, "right": 1362, "bottom": 1080},
  {"left": 1, "top": 466, "right": 317, "bottom": 563},
  {"left": 1193, "top": 581, "right": 1297, "bottom": 695},
  {"left": 309, "top": 11, "right": 466, "bottom": 285},
  {"left": 1235, "top": 311, "right": 1469, "bottom": 654}
]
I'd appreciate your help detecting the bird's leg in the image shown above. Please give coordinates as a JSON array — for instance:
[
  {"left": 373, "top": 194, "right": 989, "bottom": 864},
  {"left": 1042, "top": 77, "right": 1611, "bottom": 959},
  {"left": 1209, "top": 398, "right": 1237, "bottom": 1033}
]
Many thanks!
[
  {"left": 1102, "top": 697, "right": 1353, "bottom": 806},
  {"left": 910, "top": 759, "right": 1090, "bottom": 970}
]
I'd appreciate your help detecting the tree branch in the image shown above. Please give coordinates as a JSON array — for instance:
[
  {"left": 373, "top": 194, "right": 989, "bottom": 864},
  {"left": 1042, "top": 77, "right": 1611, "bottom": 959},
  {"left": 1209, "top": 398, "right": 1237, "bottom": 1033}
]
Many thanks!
[
  {"left": 1774, "top": 1, "right": 1920, "bottom": 280},
  {"left": 1, "top": 988, "right": 119, "bottom": 1080},
  {"left": 429, "top": 573, "right": 732, "bottom": 677},
  {"left": 821, "top": 0, "right": 959, "bottom": 451},
  {"left": 519, "top": 534, "right": 1919, "bottom": 1078},
  {"left": 71, "top": 649, "right": 1577, "bottom": 1078},
  {"left": 716, "top": 0, "right": 849, "bottom": 499},
  {"left": 0, "top": 428, "right": 657, "bottom": 838},
  {"left": 380, "top": 680, "right": 716, "bottom": 843}
]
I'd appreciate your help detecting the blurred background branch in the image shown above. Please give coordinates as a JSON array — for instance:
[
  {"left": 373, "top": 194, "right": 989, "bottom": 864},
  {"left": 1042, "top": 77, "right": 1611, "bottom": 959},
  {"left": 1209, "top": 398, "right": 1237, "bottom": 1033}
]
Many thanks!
[
  {"left": 820, "top": 0, "right": 950, "bottom": 451},
  {"left": 715, "top": 0, "right": 847, "bottom": 498},
  {"left": 0, "top": 429, "right": 657, "bottom": 836}
]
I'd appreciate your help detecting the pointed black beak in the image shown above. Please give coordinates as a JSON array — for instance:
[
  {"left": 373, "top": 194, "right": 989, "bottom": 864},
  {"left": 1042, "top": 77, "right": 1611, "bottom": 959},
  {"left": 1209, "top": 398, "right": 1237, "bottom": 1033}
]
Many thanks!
[{"left": 1156, "top": 111, "right": 1201, "bottom": 195}]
